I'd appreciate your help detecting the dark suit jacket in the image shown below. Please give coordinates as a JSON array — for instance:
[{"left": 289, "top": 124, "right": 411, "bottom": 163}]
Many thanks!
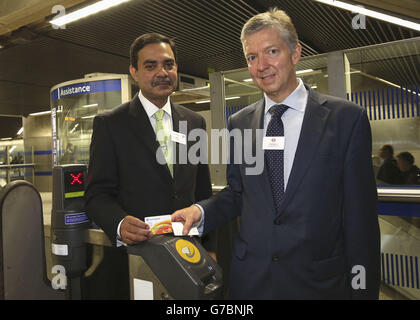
[
  {"left": 199, "top": 86, "right": 381, "bottom": 299},
  {"left": 85, "top": 94, "right": 214, "bottom": 249}
]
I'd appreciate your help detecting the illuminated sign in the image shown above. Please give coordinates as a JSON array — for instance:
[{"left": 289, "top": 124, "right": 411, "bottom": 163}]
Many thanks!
[
  {"left": 64, "top": 170, "right": 85, "bottom": 198},
  {"left": 51, "top": 79, "right": 121, "bottom": 103}
]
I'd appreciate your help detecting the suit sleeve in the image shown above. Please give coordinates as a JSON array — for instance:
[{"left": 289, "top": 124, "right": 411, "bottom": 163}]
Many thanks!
[
  {"left": 84, "top": 115, "right": 127, "bottom": 246},
  {"left": 194, "top": 116, "right": 217, "bottom": 252},
  {"left": 343, "top": 108, "right": 381, "bottom": 299},
  {"left": 199, "top": 116, "right": 243, "bottom": 234},
  {"left": 194, "top": 116, "right": 213, "bottom": 202}
]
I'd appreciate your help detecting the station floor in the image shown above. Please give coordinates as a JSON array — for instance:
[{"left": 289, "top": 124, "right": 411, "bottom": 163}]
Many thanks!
[
  {"left": 39, "top": 192, "right": 412, "bottom": 300},
  {"left": 380, "top": 284, "right": 408, "bottom": 300}
]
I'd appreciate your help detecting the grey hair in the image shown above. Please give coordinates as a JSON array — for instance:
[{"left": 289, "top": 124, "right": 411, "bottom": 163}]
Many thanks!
[{"left": 241, "top": 8, "right": 299, "bottom": 52}]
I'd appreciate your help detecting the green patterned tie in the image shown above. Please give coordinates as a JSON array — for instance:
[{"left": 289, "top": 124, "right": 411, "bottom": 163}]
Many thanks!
[{"left": 154, "top": 109, "right": 173, "bottom": 176}]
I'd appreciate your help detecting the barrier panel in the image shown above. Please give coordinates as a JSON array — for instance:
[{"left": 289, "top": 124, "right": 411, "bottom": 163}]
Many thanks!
[{"left": 0, "top": 180, "right": 63, "bottom": 299}]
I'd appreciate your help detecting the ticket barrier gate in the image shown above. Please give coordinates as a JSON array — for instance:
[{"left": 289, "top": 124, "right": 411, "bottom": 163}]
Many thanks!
[
  {"left": 51, "top": 164, "right": 223, "bottom": 300},
  {"left": 128, "top": 235, "right": 222, "bottom": 300},
  {"left": 51, "top": 165, "right": 90, "bottom": 299},
  {"left": 0, "top": 180, "right": 64, "bottom": 299}
]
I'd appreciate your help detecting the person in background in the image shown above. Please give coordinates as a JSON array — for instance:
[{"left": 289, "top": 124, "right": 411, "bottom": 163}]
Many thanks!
[
  {"left": 172, "top": 8, "right": 380, "bottom": 300},
  {"left": 62, "top": 142, "right": 75, "bottom": 163},
  {"left": 377, "top": 144, "right": 401, "bottom": 184},
  {"left": 396, "top": 152, "right": 420, "bottom": 185}
]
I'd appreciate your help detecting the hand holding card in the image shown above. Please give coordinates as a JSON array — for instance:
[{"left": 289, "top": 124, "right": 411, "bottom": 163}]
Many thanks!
[
  {"left": 145, "top": 215, "right": 173, "bottom": 235},
  {"left": 145, "top": 214, "right": 199, "bottom": 236}
]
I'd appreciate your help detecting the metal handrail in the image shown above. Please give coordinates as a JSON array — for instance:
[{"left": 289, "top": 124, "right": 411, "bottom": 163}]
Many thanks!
[
  {"left": 377, "top": 187, "right": 420, "bottom": 203},
  {"left": 213, "top": 185, "right": 420, "bottom": 203},
  {"left": 0, "top": 163, "right": 36, "bottom": 168}
]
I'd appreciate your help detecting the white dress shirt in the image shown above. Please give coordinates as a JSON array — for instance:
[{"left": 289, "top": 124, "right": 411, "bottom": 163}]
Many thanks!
[
  {"left": 116, "top": 90, "right": 173, "bottom": 245},
  {"left": 196, "top": 78, "right": 308, "bottom": 234},
  {"left": 263, "top": 78, "right": 308, "bottom": 190}
]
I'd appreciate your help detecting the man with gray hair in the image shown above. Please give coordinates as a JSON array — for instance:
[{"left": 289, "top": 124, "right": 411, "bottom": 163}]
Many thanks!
[{"left": 173, "top": 8, "right": 380, "bottom": 299}]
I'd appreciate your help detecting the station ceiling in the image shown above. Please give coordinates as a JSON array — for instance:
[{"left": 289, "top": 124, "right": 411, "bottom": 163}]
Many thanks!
[{"left": 0, "top": 0, "right": 419, "bottom": 138}]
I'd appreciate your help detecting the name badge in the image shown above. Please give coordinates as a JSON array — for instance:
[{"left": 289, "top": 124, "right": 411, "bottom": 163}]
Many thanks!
[
  {"left": 171, "top": 131, "right": 187, "bottom": 145},
  {"left": 263, "top": 136, "right": 284, "bottom": 150}
]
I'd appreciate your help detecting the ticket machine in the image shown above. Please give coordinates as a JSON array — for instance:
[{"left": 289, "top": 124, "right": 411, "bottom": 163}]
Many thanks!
[
  {"left": 50, "top": 165, "right": 222, "bottom": 300},
  {"left": 51, "top": 164, "right": 90, "bottom": 299},
  {"left": 128, "top": 235, "right": 222, "bottom": 300}
]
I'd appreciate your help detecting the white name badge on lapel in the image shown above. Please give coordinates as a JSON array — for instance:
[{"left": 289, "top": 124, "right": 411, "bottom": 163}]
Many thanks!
[
  {"left": 263, "top": 136, "right": 285, "bottom": 150},
  {"left": 171, "top": 131, "right": 187, "bottom": 145}
]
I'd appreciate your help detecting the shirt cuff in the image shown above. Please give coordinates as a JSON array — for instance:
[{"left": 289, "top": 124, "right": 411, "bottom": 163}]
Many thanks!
[
  {"left": 193, "top": 204, "right": 205, "bottom": 235},
  {"left": 116, "top": 218, "right": 127, "bottom": 247}
]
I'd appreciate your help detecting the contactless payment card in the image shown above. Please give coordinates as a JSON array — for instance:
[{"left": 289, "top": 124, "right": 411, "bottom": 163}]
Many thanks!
[{"left": 145, "top": 215, "right": 173, "bottom": 235}]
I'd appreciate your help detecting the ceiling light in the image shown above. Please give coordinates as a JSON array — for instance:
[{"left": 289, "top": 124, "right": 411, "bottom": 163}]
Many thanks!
[
  {"left": 195, "top": 96, "right": 240, "bottom": 104},
  {"left": 50, "top": 0, "right": 131, "bottom": 27},
  {"left": 243, "top": 78, "right": 253, "bottom": 82},
  {"left": 29, "top": 110, "right": 51, "bottom": 116},
  {"left": 81, "top": 103, "right": 98, "bottom": 108},
  {"left": 296, "top": 69, "right": 314, "bottom": 75},
  {"left": 17, "top": 127, "right": 23, "bottom": 135},
  {"left": 315, "top": 0, "right": 420, "bottom": 32},
  {"left": 196, "top": 100, "right": 210, "bottom": 104},
  {"left": 69, "top": 123, "right": 79, "bottom": 133},
  {"left": 180, "top": 86, "right": 210, "bottom": 92}
]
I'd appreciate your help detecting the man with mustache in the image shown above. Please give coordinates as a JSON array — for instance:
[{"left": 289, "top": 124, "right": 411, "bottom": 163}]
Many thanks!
[{"left": 85, "top": 33, "right": 216, "bottom": 298}]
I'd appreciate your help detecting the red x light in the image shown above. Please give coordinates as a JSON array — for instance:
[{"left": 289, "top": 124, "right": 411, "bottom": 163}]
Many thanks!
[{"left": 70, "top": 172, "right": 83, "bottom": 185}]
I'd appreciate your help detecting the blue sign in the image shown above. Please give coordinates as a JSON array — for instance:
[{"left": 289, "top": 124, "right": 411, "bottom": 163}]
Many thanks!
[
  {"left": 51, "top": 79, "right": 121, "bottom": 103},
  {"left": 64, "top": 212, "right": 89, "bottom": 225}
]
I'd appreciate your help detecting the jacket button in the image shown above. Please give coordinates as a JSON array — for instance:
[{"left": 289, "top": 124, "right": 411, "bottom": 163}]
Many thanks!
[
  {"left": 272, "top": 256, "right": 279, "bottom": 262},
  {"left": 274, "top": 219, "right": 281, "bottom": 225}
]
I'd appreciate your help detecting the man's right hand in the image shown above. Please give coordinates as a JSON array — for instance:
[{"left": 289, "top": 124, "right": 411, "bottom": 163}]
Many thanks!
[
  {"left": 120, "top": 215, "right": 153, "bottom": 245},
  {"left": 171, "top": 205, "right": 203, "bottom": 236}
]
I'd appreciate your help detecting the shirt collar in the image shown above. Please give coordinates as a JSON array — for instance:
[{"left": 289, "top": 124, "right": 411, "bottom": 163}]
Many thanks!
[
  {"left": 138, "top": 90, "right": 172, "bottom": 119},
  {"left": 264, "top": 78, "right": 307, "bottom": 115}
]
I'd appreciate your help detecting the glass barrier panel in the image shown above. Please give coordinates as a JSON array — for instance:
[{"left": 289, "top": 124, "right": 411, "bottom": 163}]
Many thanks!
[
  {"left": 223, "top": 69, "right": 263, "bottom": 123},
  {"left": 346, "top": 39, "right": 420, "bottom": 186},
  {"left": 52, "top": 83, "right": 122, "bottom": 166}
]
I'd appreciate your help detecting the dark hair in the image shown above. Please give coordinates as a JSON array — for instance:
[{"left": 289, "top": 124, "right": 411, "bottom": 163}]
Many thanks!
[
  {"left": 130, "top": 33, "right": 177, "bottom": 70},
  {"left": 381, "top": 144, "right": 394, "bottom": 155},
  {"left": 397, "top": 152, "right": 415, "bottom": 165}
]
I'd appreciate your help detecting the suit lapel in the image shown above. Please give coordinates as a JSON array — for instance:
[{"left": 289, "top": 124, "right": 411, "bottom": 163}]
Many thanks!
[
  {"left": 278, "top": 88, "right": 330, "bottom": 216},
  {"left": 247, "top": 99, "right": 277, "bottom": 214},
  {"left": 127, "top": 94, "right": 160, "bottom": 154},
  {"left": 171, "top": 103, "right": 186, "bottom": 180},
  {"left": 127, "top": 94, "right": 173, "bottom": 181}
]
